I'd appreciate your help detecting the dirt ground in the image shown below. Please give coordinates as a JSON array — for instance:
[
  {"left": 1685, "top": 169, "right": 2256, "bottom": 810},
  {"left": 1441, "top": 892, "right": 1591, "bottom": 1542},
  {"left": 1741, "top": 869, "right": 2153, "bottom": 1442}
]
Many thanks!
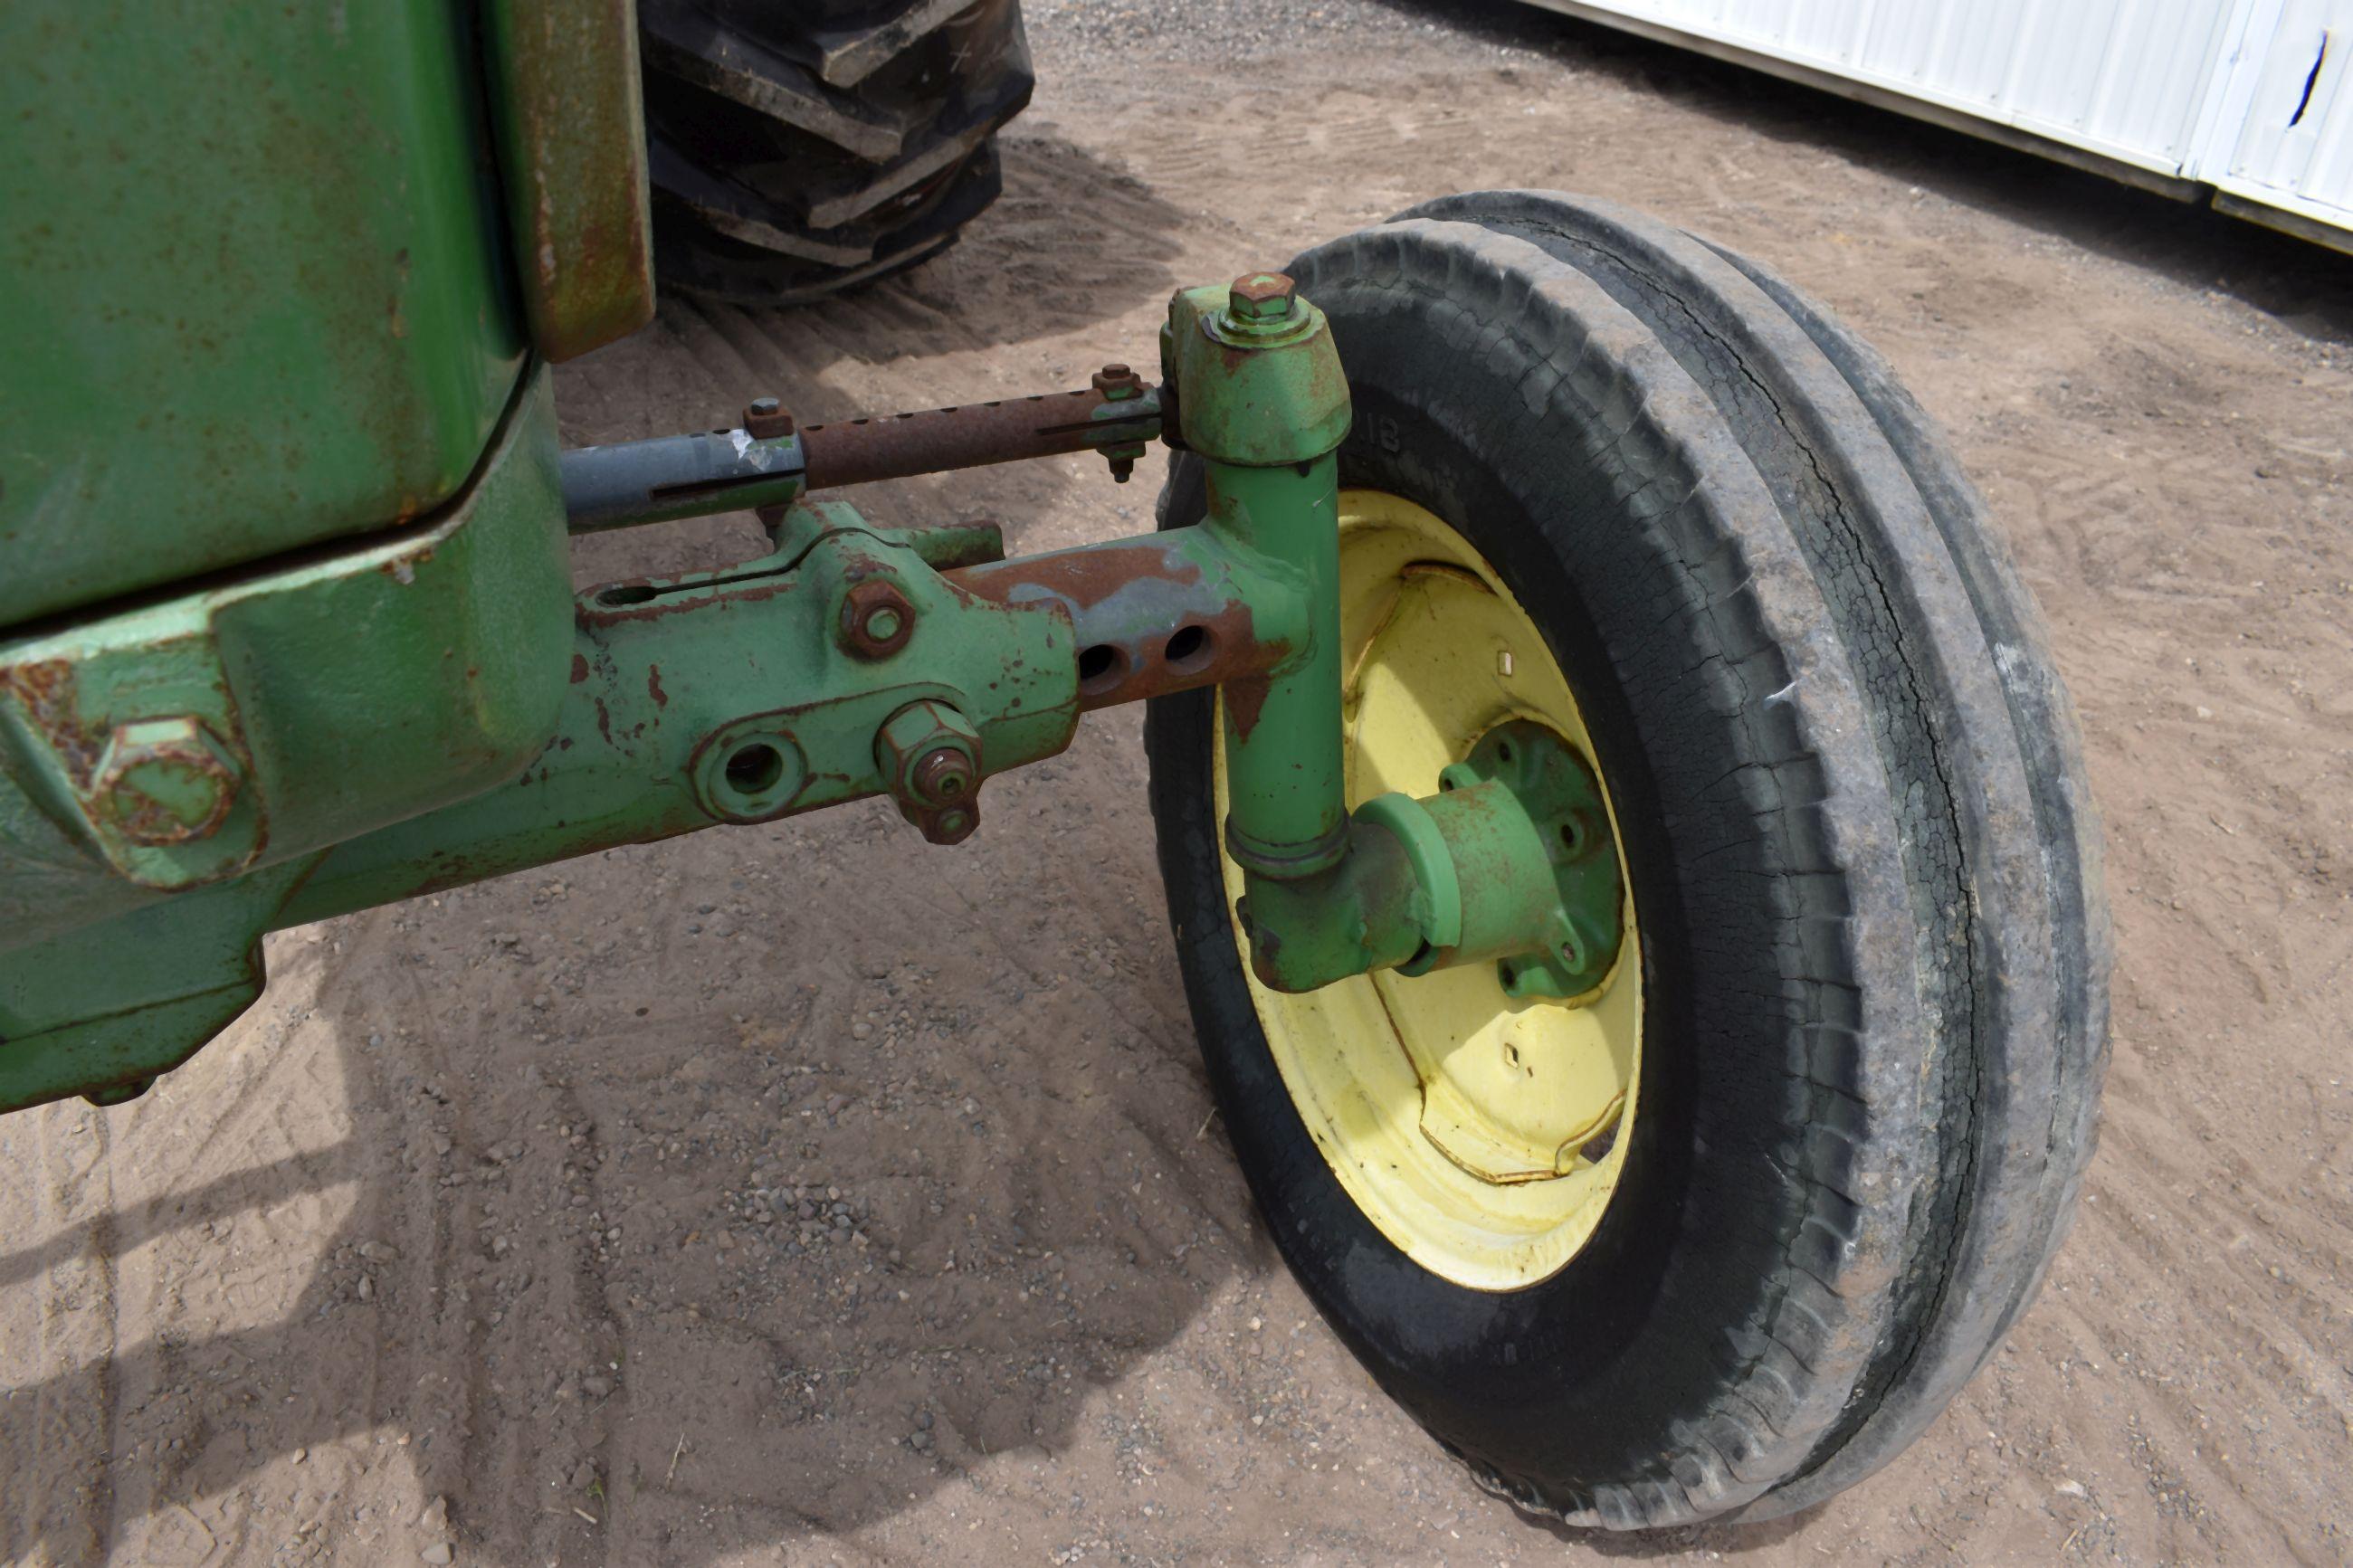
[{"left": 7, "top": 5, "right": 2352, "bottom": 1564}]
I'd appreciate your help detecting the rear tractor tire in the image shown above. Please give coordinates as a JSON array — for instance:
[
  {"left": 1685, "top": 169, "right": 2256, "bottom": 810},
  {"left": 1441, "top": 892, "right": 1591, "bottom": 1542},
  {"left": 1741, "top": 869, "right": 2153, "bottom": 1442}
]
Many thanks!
[
  {"left": 1145, "top": 192, "right": 2109, "bottom": 1527},
  {"left": 638, "top": 0, "right": 1034, "bottom": 305}
]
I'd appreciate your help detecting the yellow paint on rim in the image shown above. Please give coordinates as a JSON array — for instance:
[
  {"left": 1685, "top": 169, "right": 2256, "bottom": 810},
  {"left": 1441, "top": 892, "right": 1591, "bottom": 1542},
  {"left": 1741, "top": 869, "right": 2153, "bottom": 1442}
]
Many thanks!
[{"left": 1215, "top": 490, "right": 1643, "bottom": 1291}]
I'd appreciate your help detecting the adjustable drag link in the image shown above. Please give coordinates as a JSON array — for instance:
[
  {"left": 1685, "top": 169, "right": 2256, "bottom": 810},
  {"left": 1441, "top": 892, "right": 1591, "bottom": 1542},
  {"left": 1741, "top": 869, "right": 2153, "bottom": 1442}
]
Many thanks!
[{"left": 559, "top": 375, "right": 1164, "bottom": 534}]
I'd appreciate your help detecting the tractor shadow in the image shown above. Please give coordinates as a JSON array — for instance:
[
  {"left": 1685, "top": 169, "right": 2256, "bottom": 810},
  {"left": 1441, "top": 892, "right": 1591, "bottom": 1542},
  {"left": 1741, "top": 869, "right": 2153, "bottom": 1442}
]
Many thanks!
[
  {"left": 0, "top": 696, "right": 1256, "bottom": 1566},
  {"left": 0, "top": 132, "right": 1234, "bottom": 1563},
  {"left": 0, "top": 455, "right": 1257, "bottom": 1566}
]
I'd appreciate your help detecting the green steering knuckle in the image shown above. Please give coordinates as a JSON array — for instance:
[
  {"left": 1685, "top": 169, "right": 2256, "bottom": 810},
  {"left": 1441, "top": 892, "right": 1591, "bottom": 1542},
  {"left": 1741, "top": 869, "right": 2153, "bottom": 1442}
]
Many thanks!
[{"left": 1162, "top": 277, "right": 1352, "bottom": 468}]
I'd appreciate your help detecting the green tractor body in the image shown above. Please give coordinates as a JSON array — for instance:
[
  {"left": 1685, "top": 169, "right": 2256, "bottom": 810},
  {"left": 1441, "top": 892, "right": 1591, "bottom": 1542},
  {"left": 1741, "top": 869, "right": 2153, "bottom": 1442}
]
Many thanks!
[{"left": 0, "top": 0, "right": 1567, "bottom": 1114}]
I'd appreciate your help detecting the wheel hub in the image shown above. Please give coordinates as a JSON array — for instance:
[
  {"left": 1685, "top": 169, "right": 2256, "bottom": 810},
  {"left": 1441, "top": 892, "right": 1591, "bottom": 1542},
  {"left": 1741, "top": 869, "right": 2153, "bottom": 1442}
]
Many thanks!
[{"left": 1218, "top": 490, "right": 1643, "bottom": 1290}]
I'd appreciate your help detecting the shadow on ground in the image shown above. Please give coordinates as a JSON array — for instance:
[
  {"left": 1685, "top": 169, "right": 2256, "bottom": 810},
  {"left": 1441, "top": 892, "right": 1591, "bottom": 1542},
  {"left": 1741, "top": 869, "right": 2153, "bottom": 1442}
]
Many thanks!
[{"left": 0, "top": 129, "right": 1241, "bottom": 1566}]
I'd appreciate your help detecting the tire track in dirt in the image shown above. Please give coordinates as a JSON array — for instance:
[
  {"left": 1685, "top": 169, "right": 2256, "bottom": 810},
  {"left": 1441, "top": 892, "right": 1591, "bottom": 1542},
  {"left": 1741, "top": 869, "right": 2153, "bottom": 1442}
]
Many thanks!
[{"left": 17, "top": 1105, "right": 120, "bottom": 1562}]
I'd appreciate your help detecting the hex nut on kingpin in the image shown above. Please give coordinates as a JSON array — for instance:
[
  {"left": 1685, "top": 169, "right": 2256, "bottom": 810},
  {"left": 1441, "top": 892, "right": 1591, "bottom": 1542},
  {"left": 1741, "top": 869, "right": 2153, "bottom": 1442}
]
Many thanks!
[{"left": 1225, "top": 271, "right": 1297, "bottom": 326}]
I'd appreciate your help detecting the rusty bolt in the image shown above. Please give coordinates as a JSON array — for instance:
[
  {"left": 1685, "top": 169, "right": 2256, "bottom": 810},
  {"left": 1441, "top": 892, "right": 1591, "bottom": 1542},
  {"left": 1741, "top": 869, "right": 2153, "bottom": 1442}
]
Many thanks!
[
  {"left": 743, "top": 396, "right": 796, "bottom": 440},
  {"left": 911, "top": 746, "right": 975, "bottom": 807},
  {"left": 1091, "top": 363, "right": 1144, "bottom": 401},
  {"left": 875, "top": 701, "right": 985, "bottom": 844},
  {"left": 1227, "top": 272, "right": 1297, "bottom": 324},
  {"left": 91, "top": 716, "right": 241, "bottom": 845},
  {"left": 923, "top": 803, "right": 978, "bottom": 846},
  {"left": 875, "top": 701, "right": 981, "bottom": 803},
  {"left": 839, "top": 578, "right": 915, "bottom": 660}
]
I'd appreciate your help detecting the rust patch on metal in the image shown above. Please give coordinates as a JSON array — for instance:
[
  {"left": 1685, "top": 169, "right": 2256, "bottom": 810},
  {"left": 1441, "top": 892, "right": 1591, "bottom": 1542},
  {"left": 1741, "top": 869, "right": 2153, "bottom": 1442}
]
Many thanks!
[
  {"left": 1073, "top": 599, "right": 1274, "bottom": 713},
  {"left": 0, "top": 659, "right": 101, "bottom": 779},
  {"left": 647, "top": 664, "right": 669, "bottom": 708},
  {"left": 799, "top": 385, "right": 1158, "bottom": 491},
  {"left": 488, "top": 0, "right": 656, "bottom": 361},
  {"left": 948, "top": 540, "right": 1286, "bottom": 714},
  {"left": 1224, "top": 674, "right": 1272, "bottom": 740},
  {"left": 571, "top": 652, "right": 591, "bottom": 684}
]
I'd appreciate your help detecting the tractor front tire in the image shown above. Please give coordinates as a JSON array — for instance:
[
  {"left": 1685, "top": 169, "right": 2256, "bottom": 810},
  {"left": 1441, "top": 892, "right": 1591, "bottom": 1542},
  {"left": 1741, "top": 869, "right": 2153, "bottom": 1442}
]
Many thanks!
[
  {"left": 638, "top": 0, "right": 1033, "bottom": 306},
  {"left": 1145, "top": 193, "right": 2109, "bottom": 1527}
]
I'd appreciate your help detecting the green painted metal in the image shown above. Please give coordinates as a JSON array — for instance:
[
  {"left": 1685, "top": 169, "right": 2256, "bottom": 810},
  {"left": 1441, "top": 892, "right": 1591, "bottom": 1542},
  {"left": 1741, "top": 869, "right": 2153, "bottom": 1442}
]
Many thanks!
[
  {"left": 483, "top": 0, "right": 658, "bottom": 361},
  {"left": 1235, "top": 725, "right": 1625, "bottom": 996},
  {"left": 1441, "top": 722, "right": 1624, "bottom": 999},
  {"left": 1166, "top": 276, "right": 1619, "bottom": 997},
  {"left": 1162, "top": 278, "right": 1354, "bottom": 469},
  {"left": 0, "top": 493, "right": 1298, "bottom": 1111},
  {"left": 0, "top": 0, "right": 531, "bottom": 629},
  {"left": 1203, "top": 457, "right": 1348, "bottom": 877},
  {"left": 1163, "top": 277, "right": 1354, "bottom": 879},
  {"left": 0, "top": 373, "right": 573, "bottom": 947},
  {"left": 0, "top": 196, "right": 1593, "bottom": 1117},
  {"left": 1236, "top": 822, "right": 1433, "bottom": 989}
]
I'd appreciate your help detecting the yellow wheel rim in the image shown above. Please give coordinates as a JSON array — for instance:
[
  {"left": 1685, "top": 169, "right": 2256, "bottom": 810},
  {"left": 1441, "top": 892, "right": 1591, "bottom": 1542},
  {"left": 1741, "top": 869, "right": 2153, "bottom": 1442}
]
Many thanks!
[{"left": 1215, "top": 490, "right": 1643, "bottom": 1291}]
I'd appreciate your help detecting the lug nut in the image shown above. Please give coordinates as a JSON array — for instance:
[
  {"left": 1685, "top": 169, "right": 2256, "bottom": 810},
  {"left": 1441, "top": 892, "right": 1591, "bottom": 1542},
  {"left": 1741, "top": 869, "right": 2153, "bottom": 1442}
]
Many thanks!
[{"left": 839, "top": 579, "right": 915, "bottom": 660}]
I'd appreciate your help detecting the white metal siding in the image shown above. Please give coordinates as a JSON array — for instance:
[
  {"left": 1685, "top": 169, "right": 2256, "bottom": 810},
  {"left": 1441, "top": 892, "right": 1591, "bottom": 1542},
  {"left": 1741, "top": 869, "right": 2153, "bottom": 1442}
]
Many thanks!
[
  {"left": 1528, "top": 0, "right": 2353, "bottom": 242},
  {"left": 2210, "top": 0, "right": 2353, "bottom": 221}
]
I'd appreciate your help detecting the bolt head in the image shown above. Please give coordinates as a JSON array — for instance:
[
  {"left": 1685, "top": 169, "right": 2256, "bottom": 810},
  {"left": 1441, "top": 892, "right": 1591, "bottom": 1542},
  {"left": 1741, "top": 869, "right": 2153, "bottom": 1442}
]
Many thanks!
[
  {"left": 1091, "top": 363, "right": 1143, "bottom": 401},
  {"left": 927, "top": 807, "right": 976, "bottom": 846},
  {"left": 911, "top": 746, "right": 975, "bottom": 807},
  {"left": 742, "top": 396, "right": 796, "bottom": 439},
  {"left": 93, "top": 717, "right": 240, "bottom": 845},
  {"left": 839, "top": 579, "right": 915, "bottom": 659},
  {"left": 1227, "top": 272, "right": 1297, "bottom": 323},
  {"left": 874, "top": 701, "right": 986, "bottom": 834}
]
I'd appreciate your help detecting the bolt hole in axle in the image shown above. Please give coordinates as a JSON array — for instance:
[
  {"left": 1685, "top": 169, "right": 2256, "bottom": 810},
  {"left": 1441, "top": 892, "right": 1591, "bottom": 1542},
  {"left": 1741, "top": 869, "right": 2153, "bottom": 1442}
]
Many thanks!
[
  {"left": 1164, "top": 623, "right": 1215, "bottom": 672},
  {"left": 1076, "top": 643, "right": 1126, "bottom": 695},
  {"left": 725, "top": 742, "right": 786, "bottom": 796}
]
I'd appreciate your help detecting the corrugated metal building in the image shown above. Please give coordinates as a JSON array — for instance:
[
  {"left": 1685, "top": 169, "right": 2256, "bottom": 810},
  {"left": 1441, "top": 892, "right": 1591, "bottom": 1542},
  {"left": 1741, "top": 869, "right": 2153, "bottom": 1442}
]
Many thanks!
[{"left": 1519, "top": 0, "right": 2352, "bottom": 251}]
